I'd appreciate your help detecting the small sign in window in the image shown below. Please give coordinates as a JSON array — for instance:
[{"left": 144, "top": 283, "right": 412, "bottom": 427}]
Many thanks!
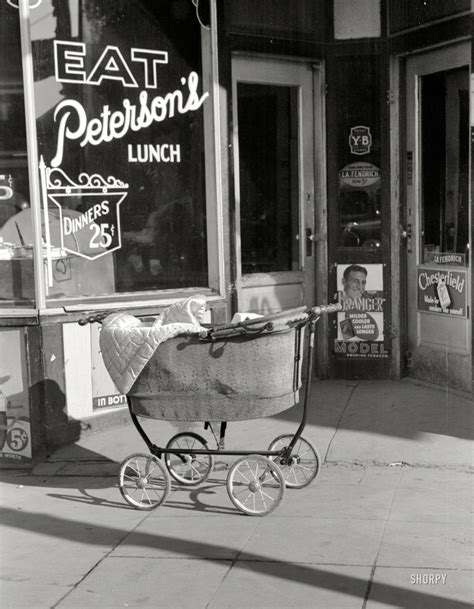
[{"left": 417, "top": 267, "right": 467, "bottom": 317}]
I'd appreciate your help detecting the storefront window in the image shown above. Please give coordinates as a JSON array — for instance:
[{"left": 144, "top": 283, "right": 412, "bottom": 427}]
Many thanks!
[
  {"left": 0, "top": 3, "right": 33, "bottom": 307},
  {"left": 26, "top": 0, "right": 211, "bottom": 302},
  {"left": 420, "top": 67, "right": 469, "bottom": 266}
]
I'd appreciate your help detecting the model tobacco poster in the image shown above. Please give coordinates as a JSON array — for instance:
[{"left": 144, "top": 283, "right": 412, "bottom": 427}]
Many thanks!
[{"left": 334, "top": 263, "right": 388, "bottom": 359}]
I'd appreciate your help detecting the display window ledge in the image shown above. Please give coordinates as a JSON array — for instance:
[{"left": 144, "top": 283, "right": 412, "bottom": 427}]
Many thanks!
[{"left": 0, "top": 290, "right": 227, "bottom": 326}]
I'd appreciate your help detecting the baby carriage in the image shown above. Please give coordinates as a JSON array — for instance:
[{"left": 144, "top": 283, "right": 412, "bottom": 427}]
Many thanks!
[{"left": 83, "top": 300, "right": 340, "bottom": 516}]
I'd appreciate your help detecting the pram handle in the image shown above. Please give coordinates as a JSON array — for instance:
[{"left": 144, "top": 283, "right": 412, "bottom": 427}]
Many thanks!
[
  {"left": 76, "top": 303, "right": 341, "bottom": 328},
  {"left": 310, "top": 303, "right": 342, "bottom": 317},
  {"left": 204, "top": 321, "right": 274, "bottom": 341}
]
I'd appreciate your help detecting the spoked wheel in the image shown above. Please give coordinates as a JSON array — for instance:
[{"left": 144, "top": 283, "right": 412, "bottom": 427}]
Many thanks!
[
  {"left": 226, "top": 455, "right": 285, "bottom": 516},
  {"left": 118, "top": 453, "right": 170, "bottom": 510},
  {"left": 165, "top": 432, "right": 214, "bottom": 486},
  {"left": 268, "top": 434, "right": 320, "bottom": 488}
]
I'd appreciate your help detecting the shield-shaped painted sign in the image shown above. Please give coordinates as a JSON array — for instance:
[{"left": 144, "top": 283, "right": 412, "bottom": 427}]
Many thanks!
[
  {"left": 40, "top": 160, "right": 129, "bottom": 262},
  {"left": 48, "top": 192, "right": 126, "bottom": 260}
]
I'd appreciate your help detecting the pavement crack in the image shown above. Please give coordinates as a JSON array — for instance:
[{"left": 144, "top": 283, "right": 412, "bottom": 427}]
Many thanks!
[
  {"left": 361, "top": 467, "right": 400, "bottom": 609},
  {"left": 51, "top": 510, "right": 151, "bottom": 609},
  {"left": 204, "top": 519, "right": 260, "bottom": 609}
]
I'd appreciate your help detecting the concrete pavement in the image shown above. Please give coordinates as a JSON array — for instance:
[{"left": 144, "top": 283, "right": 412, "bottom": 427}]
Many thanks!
[{"left": 1, "top": 379, "right": 473, "bottom": 609}]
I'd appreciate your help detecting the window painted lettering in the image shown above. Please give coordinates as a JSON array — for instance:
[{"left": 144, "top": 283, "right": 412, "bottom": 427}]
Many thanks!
[
  {"left": 63, "top": 201, "right": 110, "bottom": 236},
  {"left": 54, "top": 41, "right": 86, "bottom": 82},
  {"left": 130, "top": 49, "right": 169, "bottom": 89},
  {"left": 54, "top": 41, "right": 168, "bottom": 89},
  {"left": 87, "top": 46, "right": 138, "bottom": 87},
  {"left": 51, "top": 73, "right": 208, "bottom": 167},
  {"left": 128, "top": 144, "right": 181, "bottom": 163}
]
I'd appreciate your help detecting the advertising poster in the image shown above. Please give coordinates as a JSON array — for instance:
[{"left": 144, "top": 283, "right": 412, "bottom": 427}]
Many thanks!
[
  {"left": 0, "top": 329, "right": 32, "bottom": 466},
  {"left": 417, "top": 267, "right": 467, "bottom": 317},
  {"left": 334, "top": 263, "right": 388, "bottom": 359},
  {"left": 90, "top": 323, "right": 127, "bottom": 411}
]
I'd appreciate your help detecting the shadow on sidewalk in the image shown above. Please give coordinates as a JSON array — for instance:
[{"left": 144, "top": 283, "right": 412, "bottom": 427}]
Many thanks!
[
  {"left": 274, "top": 380, "right": 474, "bottom": 441},
  {"left": 2, "top": 507, "right": 471, "bottom": 609},
  {"left": 0, "top": 443, "right": 118, "bottom": 489},
  {"left": 44, "top": 476, "right": 238, "bottom": 514}
]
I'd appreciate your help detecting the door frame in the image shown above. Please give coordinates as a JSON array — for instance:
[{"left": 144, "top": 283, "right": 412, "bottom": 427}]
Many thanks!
[
  {"left": 403, "top": 42, "right": 471, "bottom": 388},
  {"left": 231, "top": 54, "right": 328, "bottom": 325}
]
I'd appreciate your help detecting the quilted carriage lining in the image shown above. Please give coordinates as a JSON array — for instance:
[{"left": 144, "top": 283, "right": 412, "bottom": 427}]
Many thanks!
[{"left": 99, "top": 296, "right": 207, "bottom": 395}]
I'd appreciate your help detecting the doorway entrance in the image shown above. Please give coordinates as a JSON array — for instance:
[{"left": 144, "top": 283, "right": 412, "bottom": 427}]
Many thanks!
[
  {"left": 231, "top": 55, "right": 325, "bottom": 315},
  {"left": 404, "top": 43, "right": 471, "bottom": 391}
]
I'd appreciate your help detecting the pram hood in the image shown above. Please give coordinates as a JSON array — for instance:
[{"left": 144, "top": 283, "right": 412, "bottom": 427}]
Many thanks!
[{"left": 99, "top": 295, "right": 207, "bottom": 395}]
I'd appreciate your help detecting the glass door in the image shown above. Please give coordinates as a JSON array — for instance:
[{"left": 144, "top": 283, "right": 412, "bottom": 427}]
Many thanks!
[
  {"left": 232, "top": 56, "right": 322, "bottom": 314},
  {"left": 405, "top": 43, "right": 471, "bottom": 390}
]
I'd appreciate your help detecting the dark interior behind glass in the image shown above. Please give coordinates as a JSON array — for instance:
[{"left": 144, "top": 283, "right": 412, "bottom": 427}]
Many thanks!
[
  {"left": 421, "top": 66, "right": 469, "bottom": 264},
  {"left": 237, "top": 82, "right": 299, "bottom": 274}
]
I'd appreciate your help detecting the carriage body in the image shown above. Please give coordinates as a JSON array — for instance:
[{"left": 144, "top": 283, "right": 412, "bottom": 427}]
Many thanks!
[{"left": 128, "top": 315, "right": 304, "bottom": 423}]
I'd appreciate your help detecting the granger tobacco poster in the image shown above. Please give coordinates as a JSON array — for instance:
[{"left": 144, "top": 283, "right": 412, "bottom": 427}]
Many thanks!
[{"left": 334, "top": 263, "right": 388, "bottom": 359}]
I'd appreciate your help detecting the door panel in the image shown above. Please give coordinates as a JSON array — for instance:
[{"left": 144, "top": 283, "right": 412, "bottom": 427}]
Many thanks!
[
  {"left": 405, "top": 43, "right": 471, "bottom": 390},
  {"left": 232, "top": 56, "right": 320, "bottom": 314}
]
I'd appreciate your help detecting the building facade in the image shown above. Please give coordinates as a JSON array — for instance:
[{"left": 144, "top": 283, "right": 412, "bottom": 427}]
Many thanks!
[{"left": 0, "top": 0, "right": 471, "bottom": 466}]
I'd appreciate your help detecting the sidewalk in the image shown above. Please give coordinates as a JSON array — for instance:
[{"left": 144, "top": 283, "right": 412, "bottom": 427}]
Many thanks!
[{"left": 1, "top": 379, "right": 473, "bottom": 609}]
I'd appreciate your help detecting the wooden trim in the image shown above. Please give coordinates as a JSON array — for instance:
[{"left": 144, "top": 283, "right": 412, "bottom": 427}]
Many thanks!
[
  {"left": 389, "top": 55, "right": 402, "bottom": 378},
  {"left": 18, "top": 1, "right": 45, "bottom": 309},
  {"left": 388, "top": 15, "right": 470, "bottom": 56},
  {"left": 227, "top": 34, "right": 327, "bottom": 59}
]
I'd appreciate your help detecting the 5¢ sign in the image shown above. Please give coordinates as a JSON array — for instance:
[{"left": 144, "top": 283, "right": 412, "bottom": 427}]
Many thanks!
[{"left": 7, "top": 426, "right": 29, "bottom": 452}]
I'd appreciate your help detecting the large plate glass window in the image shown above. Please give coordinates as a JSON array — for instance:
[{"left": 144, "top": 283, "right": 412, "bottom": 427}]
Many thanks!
[{"left": 23, "top": 0, "right": 213, "bottom": 303}]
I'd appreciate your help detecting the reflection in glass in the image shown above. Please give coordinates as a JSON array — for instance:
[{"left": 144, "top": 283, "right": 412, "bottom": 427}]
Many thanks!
[
  {"left": 237, "top": 83, "right": 299, "bottom": 274},
  {"left": 340, "top": 188, "right": 381, "bottom": 249}
]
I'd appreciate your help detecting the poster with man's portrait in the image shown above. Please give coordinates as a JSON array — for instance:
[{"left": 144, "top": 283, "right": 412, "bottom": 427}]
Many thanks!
[{"left": 335, "top": 263, "right": 388, "bottom": 358}]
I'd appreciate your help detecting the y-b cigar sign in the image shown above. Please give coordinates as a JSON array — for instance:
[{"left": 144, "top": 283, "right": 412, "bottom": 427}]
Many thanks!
[{"left": 349, "top": 126, "right": 372, "bottom": 155}]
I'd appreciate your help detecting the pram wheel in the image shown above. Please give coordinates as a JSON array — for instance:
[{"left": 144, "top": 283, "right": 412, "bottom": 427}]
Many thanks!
[
  {"left": 118, "top": 453, "right": 170, "bottom": 510},
  {"left": 165, "top": 432, "right": 214, "bottom": 486},
  {"left": 226, "top": 455, "right": 285, "bottom": 516},
  {"left": 268, "top": 435, "right": 320, "bottom": 488}
]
